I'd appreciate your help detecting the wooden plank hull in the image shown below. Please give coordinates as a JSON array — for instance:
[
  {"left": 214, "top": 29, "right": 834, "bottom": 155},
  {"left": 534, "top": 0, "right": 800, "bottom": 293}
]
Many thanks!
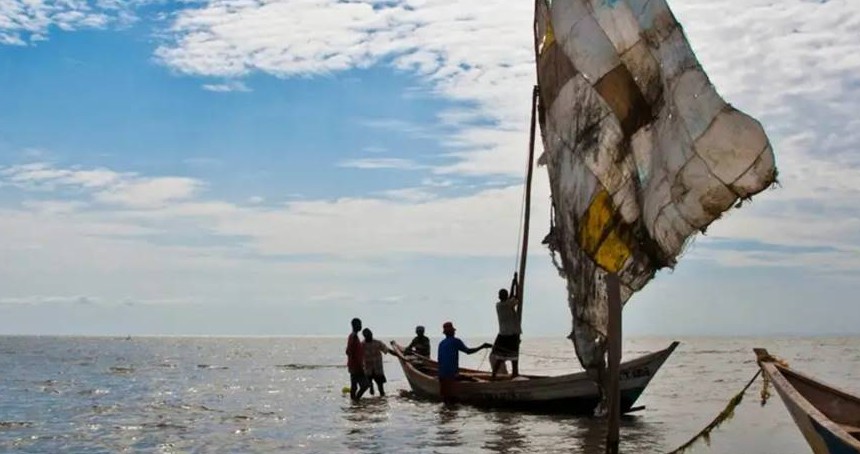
[
  {"left": 391, "top": 341, "right": 679, "bottom": 415},
  {"left": 755, "top": 348, "right": 860, "bottom": 454}
]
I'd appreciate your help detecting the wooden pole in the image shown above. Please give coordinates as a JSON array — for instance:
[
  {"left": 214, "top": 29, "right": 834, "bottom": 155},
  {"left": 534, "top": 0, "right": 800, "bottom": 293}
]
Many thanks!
[
  {"left": 606, "top": 272, "right": 622, "bottom": 454},
  {"left": 516, "top": 85, "right": 539, "bottom": 324}
]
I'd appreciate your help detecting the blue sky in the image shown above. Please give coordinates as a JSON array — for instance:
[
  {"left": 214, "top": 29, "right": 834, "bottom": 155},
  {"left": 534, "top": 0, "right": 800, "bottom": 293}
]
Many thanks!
[{"left": 1, "top": 0, "right": 859, "bottom": 337}]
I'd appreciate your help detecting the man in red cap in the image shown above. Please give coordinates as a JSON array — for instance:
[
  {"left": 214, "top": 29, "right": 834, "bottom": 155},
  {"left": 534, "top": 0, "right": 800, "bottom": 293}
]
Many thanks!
[{"left": 437, "top": 321, "right": 492, "bottom": 403}]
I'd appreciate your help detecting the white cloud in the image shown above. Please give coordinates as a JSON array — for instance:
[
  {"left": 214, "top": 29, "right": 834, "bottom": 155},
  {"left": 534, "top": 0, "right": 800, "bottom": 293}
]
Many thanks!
[
  {"left": 337, "top": 158, "right": 423, "bottom": 170},
  {"left": 378, "top": 187, "right": 437, "bottom": 203},
  {"left": 201, "top": 80, "right": 251, "bottom": 92},
  {"left": 21, "top": 200, "right": 87, "bottom": 214},
  {"left": 94, "top": 177, "right": 202, "bottom": 208},
  {"left": 0, "top": 161, "right": 542, "bottom": 258},
  {"left": 1, "top": 162, "right": 126, "bottom": 189},
  {"left": 0, "top": 0, "right": 136, "bottom": 46},
  {"left": 154, "top": 0, "right": 410, "bottom": 78},
  {"left": 2, "top": 163, "right": 203, "bottom": 208}
]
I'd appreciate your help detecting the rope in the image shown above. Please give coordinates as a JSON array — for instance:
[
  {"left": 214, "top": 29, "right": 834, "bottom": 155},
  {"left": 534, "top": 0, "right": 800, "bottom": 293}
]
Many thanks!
[
  {"left": 517, "top": 351, "right": 578, "bottom": 361},
  {"left": 666, "top": 369, "right": 762, "bottom": 454},
  {"left": 513, "top": 145, "right": 529, "bottom": 272},
  {"left": 477, "top": 348, "right": 490, "bottom": 371}
]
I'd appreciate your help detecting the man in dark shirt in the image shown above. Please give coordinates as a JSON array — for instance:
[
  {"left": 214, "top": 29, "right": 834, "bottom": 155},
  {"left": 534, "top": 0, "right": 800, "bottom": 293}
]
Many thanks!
[
  {"left": 404, "top": 325, "right": 431, "bottom": 358},
  {"left": 345, "top": 317, "right": 369, "bottom": 400},
  {"left": 437, "top": 321, "right": 491, "bottom": 404}
]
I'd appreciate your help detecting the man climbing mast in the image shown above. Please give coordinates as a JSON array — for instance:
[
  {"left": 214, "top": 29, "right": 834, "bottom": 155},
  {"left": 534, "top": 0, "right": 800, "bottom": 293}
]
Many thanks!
[{"left": 491, "top": 273, "right": 522, "bottom": 379}]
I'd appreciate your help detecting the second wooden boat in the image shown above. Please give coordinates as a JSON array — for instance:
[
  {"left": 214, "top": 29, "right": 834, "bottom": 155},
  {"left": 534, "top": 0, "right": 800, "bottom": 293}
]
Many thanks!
[{"left": 755, "top": 348, "right": 860, "bottom": 454}]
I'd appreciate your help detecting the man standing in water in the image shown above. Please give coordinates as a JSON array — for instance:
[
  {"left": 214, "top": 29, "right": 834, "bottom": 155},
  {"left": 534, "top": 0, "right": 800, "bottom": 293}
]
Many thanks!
[
  {"left": 491, "top": 274, "right": 521, "bottom": 379},
  {"left": 437, "top": 321, "right": 492, "bottom": 404},
  {"left": 361, "top": 328, "right": 390, "bottom": 396},
  {"left": 346, "top": 318, "right": 369, "bottom": 400}
]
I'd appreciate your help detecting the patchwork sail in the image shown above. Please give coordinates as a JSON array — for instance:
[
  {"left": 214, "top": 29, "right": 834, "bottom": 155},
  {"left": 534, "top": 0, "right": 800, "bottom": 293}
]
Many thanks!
[{"left": 533, "top": 0, "right": 777, "bottom": 372}]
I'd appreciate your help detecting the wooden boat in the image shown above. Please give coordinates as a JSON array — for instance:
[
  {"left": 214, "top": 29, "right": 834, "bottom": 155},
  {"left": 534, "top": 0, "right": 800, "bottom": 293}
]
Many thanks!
[
  {"left": 391, "top": 341, "right": 678, "bottom": 414},
  {"left": 754, "top": 348, "right": 860, "bottom": 453}
]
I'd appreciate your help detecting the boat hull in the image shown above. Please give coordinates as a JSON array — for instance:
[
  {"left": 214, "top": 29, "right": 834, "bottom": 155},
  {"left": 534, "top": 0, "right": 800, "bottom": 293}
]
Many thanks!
[
  {"left": 392, "top": 341, "right": 678, "bottom": 415},
  {"left": 755, "top": 348, "right": 860, "bottom": 454}
]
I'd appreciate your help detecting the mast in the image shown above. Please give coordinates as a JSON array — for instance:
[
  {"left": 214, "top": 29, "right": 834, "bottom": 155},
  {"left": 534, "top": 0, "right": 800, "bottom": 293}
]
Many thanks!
[
  {"left": 516, "top": 85, "right": 539, "bottom": 324},
  {"left": 606, "top": 272, "right": 622, "bottom": 454}
]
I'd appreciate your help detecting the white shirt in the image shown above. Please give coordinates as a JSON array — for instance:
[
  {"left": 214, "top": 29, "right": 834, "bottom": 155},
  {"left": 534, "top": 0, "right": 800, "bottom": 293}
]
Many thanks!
[{"left": 496, "top": 297, "right": 521, "bottom": 335}]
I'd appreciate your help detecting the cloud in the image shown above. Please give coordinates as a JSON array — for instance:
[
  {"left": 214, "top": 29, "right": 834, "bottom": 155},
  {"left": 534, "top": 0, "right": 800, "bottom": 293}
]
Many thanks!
[
  {"left": 1, "top": 160, "right": 544, "bottom": 259},
  {"left": 0, "top": 0, "right": 137, "bottom": 46},
  {"left": 1, "top": 162, "right": 203, "bottom": 208},
  {"left": 201, "top": 80, "right": 251, "bottom": 92},
  {"left": 153, "top": 0, "right": 409, "bottom": 78},
  {"left": 21, "top": 200, "right": 87, "bottom": 214},
  {"left": 94, "top": 177, "right": 202, "bottom": 208},
  {"left": 337, "top": 158, "right": 423, "bottom": 170},
  {"left": 378, "top": 187, "right": 437, "bottom": 202},
  {"left": 1, "top": 162, "right": 126, "bottom": 189}
]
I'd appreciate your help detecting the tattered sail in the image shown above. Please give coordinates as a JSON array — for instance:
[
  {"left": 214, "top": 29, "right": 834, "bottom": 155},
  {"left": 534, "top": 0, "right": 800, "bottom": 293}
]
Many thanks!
[{"left": 533, "top": 0, "right": 777, "bottom": 373}]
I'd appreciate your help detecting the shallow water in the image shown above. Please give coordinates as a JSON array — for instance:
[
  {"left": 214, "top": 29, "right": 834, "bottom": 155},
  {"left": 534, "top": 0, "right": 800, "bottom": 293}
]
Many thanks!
[{"left": 0, "top": 335, "right": 857, "bottom": 453}]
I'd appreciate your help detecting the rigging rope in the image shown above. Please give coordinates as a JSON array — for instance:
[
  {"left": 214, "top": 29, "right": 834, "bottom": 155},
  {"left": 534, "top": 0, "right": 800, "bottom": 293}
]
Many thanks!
[
  {"left": 665, "top": 369, "right": 763, "bottom": 454},
  {"left": 517, "top": 351, "right": 578, "bottom": 361},
  {"left": 477, "top": 348, "right": 490, "bottom": 371},
  {"left": 513, "top": 147, "right": 530, "bottom": 273}
]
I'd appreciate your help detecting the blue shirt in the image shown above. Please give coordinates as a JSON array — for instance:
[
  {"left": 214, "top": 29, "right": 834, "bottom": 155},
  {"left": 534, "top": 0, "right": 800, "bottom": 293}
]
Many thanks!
[{"left": 437, "top": 336, "right": 467, "bottom": 379}]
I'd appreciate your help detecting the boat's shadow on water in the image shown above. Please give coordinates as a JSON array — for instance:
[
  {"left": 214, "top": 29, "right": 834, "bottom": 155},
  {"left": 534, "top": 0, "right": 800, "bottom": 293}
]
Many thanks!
[{"left": 337, "top": 391, "right": 667, "bottom": 453}]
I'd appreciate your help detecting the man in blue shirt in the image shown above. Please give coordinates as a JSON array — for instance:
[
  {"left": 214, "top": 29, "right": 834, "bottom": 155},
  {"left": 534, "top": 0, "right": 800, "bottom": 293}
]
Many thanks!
[{"left": 437, "top": 321, "right": 492, "bottom": 403}]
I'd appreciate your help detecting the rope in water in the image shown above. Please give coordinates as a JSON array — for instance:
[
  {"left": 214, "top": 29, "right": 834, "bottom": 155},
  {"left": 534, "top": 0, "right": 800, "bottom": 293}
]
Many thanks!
[
  {"left": 477, "top": 348, "right": 490, "bottom": 371},
  {"left": 665, "top": 368, "right": 763, "bottom": 454},
  {"left": 517, "top": 351, "right": 578, "bottom": 361}
]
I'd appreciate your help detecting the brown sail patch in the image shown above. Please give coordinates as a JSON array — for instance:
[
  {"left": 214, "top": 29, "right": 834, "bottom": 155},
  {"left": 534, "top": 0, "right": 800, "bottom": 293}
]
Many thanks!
[
  {"left": 593, "top": 64, "right": 652, "bottom": 138},
  {"left": 538, "top": 41, "right": 578, "bottom": 112}
]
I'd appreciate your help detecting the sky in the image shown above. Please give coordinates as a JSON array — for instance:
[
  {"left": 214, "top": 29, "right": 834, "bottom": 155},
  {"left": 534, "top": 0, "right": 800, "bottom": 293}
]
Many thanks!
[{"left": 0, "top": 0, "right": 859, "bottom": 337}]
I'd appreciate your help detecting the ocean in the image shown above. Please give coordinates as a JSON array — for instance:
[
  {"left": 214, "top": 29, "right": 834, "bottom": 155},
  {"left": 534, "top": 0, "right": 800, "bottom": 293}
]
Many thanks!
[{"left": 1, "top": 335, "right": 856, "bottom": 453}]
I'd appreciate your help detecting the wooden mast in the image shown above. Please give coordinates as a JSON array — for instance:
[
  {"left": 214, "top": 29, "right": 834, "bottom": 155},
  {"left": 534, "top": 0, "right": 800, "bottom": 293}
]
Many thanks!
[
  {"left": 516, "top": 85, "right": 539, "bottom": 323},
  {"left": 606, "top": 272, "right": 622, "bottom": 454}
]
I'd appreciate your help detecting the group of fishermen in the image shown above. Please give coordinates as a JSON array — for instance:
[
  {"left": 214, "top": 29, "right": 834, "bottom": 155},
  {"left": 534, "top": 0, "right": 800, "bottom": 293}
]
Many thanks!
[{"left": 346, "top": 275, "right": 522, "bottom": 402}]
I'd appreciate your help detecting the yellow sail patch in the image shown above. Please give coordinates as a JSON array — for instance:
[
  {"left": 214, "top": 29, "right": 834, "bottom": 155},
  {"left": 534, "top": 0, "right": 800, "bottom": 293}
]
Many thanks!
[
  {"left": 539, "top": 21, "right": 555, "bottom": 55},
  {"left": 577, "top": 190, "right": 631, "bottom": 273}
]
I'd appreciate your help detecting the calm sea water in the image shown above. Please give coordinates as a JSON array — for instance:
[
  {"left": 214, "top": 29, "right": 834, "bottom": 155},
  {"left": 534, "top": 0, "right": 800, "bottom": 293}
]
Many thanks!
[{"left": 0, "top": 335, "right": 857, "bottom": 453}]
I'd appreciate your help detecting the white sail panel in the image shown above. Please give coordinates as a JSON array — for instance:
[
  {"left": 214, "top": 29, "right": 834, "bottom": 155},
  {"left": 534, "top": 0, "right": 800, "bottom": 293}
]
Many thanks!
[{"left": 534, "top": 0, "right": 777, "bottom": 371}]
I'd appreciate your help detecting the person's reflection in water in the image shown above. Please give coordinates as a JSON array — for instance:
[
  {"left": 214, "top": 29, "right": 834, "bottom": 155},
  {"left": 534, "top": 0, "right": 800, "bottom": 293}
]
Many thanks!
[
  {"left": 431, "top": 404, "right": 464, "bottom": 449},
  {"left": 576, "top": 417, "right": 608, "bottom": 454},
  {"left": 341, "top": 398, "right": 389, "bottom": 453},
  {"left": 574, "top": 415, "right": 665, "bottom": 454},
  {"left": 482, "top": 411, "right": 526, "bottom": 454},
  {"left": 618, "top": 416, "right": 664, "bottom": 452}
]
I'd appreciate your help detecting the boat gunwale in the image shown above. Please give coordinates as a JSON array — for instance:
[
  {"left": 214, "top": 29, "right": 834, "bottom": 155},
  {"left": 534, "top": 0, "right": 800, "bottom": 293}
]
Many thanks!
[{"left": 755, "top": 348, "right": 860, "bottom": 451}]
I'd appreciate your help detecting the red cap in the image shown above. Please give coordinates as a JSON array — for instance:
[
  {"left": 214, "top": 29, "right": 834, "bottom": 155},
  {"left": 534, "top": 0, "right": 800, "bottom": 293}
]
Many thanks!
[{"left": 442, "top": 321, "right": 455, "bottom": 333}]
